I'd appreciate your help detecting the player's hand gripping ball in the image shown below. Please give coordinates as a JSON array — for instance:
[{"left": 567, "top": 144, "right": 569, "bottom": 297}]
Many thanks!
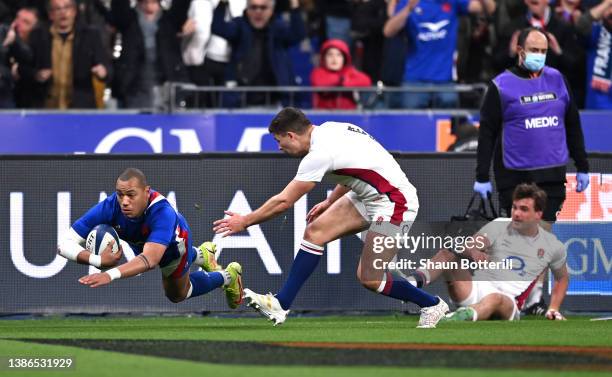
[{"left": 86, "top": 224, "right": 120, "bottom": 256}]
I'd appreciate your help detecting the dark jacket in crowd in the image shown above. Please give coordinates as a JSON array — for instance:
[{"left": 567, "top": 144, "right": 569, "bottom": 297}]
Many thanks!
[
  {"left": 211, "top": 1, "right": 306, "bottom": 88},
  {"left": 108, "top": 0, "right": 190, "bottom": 103},
  {"left": 0, "top": 23, "right": 32, "bottom": 107},
  {"left": 316, "top": 0, "right": 352, "bottom": 18},
  {"left": 26, "top": 20, "right": 109, "bottom": 108},
  {"left": 350, "top": 0, "right": 387, "bottom": 83}
]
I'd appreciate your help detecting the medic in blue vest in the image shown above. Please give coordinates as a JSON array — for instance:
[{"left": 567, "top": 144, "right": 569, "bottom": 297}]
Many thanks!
[{"left": 474, "top": 27, "right": 589, "bottom": 222}]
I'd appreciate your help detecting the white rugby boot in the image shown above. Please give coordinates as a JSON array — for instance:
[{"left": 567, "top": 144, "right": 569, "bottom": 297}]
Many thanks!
[
  {"left": 417, "top": 296, "right": 450, "bottom": 328},
  {"left": 243, "top": 288, "right": 289, "bottom": 326}
]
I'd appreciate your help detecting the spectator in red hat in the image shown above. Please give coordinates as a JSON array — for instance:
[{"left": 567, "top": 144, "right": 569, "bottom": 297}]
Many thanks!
[{"left": 310, "top": 38, "right": 371, "bottom": 109}]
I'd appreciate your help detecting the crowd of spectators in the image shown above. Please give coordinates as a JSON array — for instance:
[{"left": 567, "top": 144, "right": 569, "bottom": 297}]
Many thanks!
[{"left": 0, "top": 0, "right": 611, "bottom": 110}]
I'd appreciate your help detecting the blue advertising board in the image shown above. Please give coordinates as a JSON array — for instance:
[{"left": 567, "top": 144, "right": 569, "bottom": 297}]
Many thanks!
[
  {"left": 552, "top": 222, "right": 612, "bottom": 296},
  {"left": 0, "top": 111, "right": 610, "bottom": 153},
  {"left": 2, "top": 155, "right": 609, "bottom": 314}
]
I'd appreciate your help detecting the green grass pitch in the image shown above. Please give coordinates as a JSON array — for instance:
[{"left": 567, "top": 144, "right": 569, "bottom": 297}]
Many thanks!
[{"left": 0, "top": 315, "right": 610, "bottom": 376}]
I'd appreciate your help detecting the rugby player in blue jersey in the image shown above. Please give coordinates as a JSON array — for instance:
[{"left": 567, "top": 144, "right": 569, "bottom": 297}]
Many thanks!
[{"left": 57, "top": 168, "right": 243, "bottom": 308}]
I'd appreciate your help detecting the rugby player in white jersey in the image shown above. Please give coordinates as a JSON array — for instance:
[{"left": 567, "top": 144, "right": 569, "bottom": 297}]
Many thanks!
[
  {"left": 213, "top": 107, "right": 449, "bottom": 327},
  {"left": 409, "top": 183, "right": 569, "bottom": 321}
]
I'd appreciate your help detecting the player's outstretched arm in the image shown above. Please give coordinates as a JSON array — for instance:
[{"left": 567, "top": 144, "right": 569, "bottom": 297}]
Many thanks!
[
  {"left": 58, "top": 228, "right": 122, "bottom": 268},
  {"left": 214, "top": 180, "right": 316, "bottom": 237},
  {"left": 78, "top": 242, "right": 166, "bottom": 288},
  {"left": 547, "top": 264, "right": 569, "bottom": 320}
]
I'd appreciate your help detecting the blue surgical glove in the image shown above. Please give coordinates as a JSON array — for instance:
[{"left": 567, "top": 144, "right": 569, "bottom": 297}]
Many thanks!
[
  {"left": 576, "top": 173, "right": 589, "bottom": 193},
  {"left": 473, "top": 181, "right": 492, "bottom": 199}
]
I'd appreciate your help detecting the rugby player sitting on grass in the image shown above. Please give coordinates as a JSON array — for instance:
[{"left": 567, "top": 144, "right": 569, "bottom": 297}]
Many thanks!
[{"left": 407, "top": 183, "right": 569, "bottom": 321}]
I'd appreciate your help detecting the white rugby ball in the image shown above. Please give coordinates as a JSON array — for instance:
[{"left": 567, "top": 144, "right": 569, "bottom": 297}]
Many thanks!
[{"left": 86, "top": 224, "right": 120, "bottom": 255}]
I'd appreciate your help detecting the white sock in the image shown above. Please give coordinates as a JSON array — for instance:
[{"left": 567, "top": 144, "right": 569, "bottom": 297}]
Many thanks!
[
  {"left": 221, "top": 270, "right": 231, "bottom": 286},
  {"left": 406, "top": 276, "right": 418, "bottom": 287},
  {"left": 194, "top": 246, "right": 204, "bottom": 266},
  {"left": 186, "top": 282, "right": 193, "bottom": 298},
  {"left": 470, "top": 307, "right": 478, "bottom": 321}
]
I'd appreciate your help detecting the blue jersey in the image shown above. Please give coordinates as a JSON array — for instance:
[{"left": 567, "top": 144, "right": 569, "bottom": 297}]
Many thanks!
[
  {"left": 585, "top": 23, "right": 612, "bottom": 109},
  {"left": 72, "top": 190, "right": 195, "bottom": 278},
  {"left": 396, "top": 0, "right": 468, "bottom": 83}
]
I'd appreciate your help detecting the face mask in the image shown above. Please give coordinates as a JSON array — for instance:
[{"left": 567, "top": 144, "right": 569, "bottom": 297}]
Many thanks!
[{"left": 523, "top": 52, "right": 546, "bottom": 72}]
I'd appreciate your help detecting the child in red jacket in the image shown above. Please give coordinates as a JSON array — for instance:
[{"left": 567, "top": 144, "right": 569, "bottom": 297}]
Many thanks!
[{"left": 310, "top": 39, "right": 372, "bottom": 109}]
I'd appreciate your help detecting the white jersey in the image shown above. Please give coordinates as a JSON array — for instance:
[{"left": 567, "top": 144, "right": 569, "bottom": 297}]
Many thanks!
[
  {"left": 294, "top": 122, "right": 417, "bottom": 224},
  {"left": 473, "top": 219, "right": 567, "bottom": 306}
]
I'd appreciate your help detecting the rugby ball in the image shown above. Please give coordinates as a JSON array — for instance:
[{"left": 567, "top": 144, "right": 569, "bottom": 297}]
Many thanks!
[{"left": 86, "top": 224, "right": 120, "bottom": 255}]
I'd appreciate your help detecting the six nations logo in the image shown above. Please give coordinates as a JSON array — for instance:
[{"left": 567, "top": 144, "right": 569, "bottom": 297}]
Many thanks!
[{"left": 520, "top": 92, "right": 558, "bottom": 105}]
